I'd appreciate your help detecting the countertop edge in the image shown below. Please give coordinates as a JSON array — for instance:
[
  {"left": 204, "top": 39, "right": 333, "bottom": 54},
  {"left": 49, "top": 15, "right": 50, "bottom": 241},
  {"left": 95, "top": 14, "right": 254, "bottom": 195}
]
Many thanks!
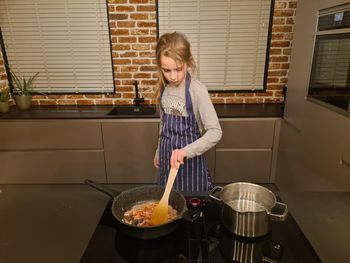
[{"left": 0, "top": 104, "right": 284, "bottom": 119}]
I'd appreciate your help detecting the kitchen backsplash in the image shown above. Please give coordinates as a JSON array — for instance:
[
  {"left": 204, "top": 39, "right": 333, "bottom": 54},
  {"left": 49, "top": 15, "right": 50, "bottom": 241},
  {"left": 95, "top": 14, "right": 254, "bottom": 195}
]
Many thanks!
[{"left": 0, "top": 0, "right": 297, "bottom": 106}]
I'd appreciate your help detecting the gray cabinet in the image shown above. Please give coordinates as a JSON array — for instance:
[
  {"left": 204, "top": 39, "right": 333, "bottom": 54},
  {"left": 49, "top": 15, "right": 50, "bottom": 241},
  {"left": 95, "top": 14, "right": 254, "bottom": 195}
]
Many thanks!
[
  {"left": 217, "top": 119, "right": 275, "bottom": 148},
  {"left": 0, "top": 120, "right": 106, "bottom": 184},
  {"left": 0, "top": 151, "right": 105, "bottom": 184},
  {"left": 215, "top": 150, "right": 272, "bottom": 183},
  {"left": 282, "top": 0, "right": 319, "bottom": 130},
  {"left": 102, "top": 120, "right": 159, "bottom": 183},
  {"left": 214, "top": 118, "right": 279, "bottom": 183},
  {"left": 0, "top": 121, "right": 102, "bottom": 149},
  {"left": 0, "top": 117, "right": 281, "bottom": 185},
  {"left": 342, "top": 119, "right": 350, "bottom": 165}
]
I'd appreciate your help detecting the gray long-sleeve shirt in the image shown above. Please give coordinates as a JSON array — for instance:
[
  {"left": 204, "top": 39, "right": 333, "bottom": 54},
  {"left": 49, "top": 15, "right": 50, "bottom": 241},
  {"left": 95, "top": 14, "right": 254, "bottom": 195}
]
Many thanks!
[{"left": 155, "top": 78, "right": 222, "bottom": 159}]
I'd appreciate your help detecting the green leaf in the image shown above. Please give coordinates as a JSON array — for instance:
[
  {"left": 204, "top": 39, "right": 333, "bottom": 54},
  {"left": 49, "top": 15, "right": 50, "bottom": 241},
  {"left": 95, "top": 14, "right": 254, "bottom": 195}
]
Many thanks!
[
  {"left": 27, "top": 72, "right": 39, "bottom": 92},
  {"left": 0, "top": 89, "right": 10, "bottom": 102},
  {"left": 9, "top": 67, "right": 39, "bottom": 95},
  {"left": 10, "top": 70, "right": 24, "bottom": 95}
]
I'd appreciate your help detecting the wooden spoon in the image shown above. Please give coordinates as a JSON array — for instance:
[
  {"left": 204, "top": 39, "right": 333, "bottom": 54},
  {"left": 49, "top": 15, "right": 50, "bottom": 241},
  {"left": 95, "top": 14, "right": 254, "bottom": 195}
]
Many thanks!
[{"left": 150, "top": 167, "right": 179, "bottom": 226}]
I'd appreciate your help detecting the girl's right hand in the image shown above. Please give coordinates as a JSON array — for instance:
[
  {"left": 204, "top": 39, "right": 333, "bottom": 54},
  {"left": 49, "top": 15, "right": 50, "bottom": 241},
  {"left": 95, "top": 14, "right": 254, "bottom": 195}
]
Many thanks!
[
  {"left": 171, "top": 149, "right": 187, "bottom": 169},
  {"left": 153, "top": 157, "right": 160, "bottom": 168}
]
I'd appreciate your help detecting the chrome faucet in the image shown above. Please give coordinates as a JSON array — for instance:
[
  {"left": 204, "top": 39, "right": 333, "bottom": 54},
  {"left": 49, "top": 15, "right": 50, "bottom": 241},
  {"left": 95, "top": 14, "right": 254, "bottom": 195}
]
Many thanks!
[{"left": 133, "top": 81, "right": 144, "bottom": 106}]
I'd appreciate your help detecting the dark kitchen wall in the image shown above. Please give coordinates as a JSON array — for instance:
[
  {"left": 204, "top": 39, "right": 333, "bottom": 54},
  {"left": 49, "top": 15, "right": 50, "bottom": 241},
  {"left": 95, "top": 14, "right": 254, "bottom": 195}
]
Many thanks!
[{"left": 0, "top": 0, "right": 297, "bottom": 106}]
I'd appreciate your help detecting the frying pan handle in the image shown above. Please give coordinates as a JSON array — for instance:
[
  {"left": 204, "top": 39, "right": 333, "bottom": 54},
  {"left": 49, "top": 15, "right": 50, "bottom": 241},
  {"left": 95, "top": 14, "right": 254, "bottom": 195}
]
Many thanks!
[
  {"left": 84, "top": 179, "right": 119, "bottom": 199},
  {"left": 209, "top": 186, "right": 223, "bottom": 203},
  {"left": 181, "top": 209, "right": 201, "bottom": 223}
]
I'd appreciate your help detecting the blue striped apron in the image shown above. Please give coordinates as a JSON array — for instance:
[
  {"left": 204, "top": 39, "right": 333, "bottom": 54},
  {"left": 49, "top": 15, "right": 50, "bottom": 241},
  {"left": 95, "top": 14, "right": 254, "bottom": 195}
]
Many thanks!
[{"left": 159, "top": 73, "right": 212, "bottom": 192}]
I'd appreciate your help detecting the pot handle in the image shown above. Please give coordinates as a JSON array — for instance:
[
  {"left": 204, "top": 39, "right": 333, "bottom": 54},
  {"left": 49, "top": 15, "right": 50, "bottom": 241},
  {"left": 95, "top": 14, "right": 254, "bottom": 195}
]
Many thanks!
[
  {"left": 267, "top": 202, "right": 288, "bottom": 221},
  {"left": 181, "top": 209, "right": 201, "bottom": 223},
  {"left": 209, "top": 186, "right": 223, "bottom": 202}
]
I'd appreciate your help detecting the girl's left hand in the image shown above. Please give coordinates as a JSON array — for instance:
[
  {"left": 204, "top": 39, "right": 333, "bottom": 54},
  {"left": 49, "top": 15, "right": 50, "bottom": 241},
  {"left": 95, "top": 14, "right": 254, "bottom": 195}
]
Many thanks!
[
  {"left": 153, "top": 157, "right": 160, "bottom": 168},
  {"left": 171, "top": 149, "right": 187, "bottom": 169}
]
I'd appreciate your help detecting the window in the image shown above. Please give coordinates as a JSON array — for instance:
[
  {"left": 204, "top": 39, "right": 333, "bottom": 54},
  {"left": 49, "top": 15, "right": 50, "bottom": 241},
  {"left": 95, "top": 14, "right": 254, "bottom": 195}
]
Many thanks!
[
  {"left": 307, "top": 4, "right": 350, "bottom": 112},
  {"left": 158, "top": 0, "right": 273, "bottom": 91},
  {"left": 0, "top": 0, "right": 113, "bottom": 93}
]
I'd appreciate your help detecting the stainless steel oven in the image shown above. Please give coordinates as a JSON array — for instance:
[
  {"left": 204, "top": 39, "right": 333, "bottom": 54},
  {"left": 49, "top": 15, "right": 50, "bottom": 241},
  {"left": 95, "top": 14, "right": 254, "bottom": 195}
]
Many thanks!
[{"left": 308, "top": 4, "right": 350, "bottom": 111}]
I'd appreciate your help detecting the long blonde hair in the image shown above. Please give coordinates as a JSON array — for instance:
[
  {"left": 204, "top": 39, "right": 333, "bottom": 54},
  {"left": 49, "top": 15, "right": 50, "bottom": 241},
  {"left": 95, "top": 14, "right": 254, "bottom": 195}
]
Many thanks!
[{"left": 154, "top": 32, "right": 196, "bottom": 101}]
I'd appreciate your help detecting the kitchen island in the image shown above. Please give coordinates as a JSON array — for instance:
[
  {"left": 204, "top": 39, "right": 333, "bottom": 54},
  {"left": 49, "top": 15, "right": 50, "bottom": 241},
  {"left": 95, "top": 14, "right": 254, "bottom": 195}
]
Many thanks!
[{"left": 1, "top": 184, "right": 350, "bottom": 263}]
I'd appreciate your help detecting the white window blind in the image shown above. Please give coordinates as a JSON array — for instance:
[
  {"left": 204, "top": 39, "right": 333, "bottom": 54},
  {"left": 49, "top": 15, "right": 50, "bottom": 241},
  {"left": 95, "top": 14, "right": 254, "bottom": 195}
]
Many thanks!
[
  {"left": 0, "top": 0, "right": 113, "bottom": 93},
  {"left": 158, "top": 0, "right": 272, "bottom": 91}
]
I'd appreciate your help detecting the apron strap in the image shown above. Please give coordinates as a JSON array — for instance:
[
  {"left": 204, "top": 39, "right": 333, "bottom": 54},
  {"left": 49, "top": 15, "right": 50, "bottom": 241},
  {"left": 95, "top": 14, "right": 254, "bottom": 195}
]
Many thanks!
[{"left": 184, "top": 73, "right": 194, "bottom": 116}]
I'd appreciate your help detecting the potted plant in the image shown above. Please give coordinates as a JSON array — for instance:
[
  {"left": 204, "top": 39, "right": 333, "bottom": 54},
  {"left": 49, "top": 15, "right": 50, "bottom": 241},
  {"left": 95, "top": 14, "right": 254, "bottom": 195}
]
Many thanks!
[
  {"left": 10, "top": 70, "right": 39, "bottom": 110},
  {"left": 0, "top": 86, "right": 11, "bottom": 113}
]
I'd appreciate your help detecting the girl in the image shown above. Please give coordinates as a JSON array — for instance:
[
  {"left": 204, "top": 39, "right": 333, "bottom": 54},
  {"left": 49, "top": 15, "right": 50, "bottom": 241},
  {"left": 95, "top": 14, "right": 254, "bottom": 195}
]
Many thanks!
[{"left": 154, "top": 32, "right": 222, "bottom": 192}]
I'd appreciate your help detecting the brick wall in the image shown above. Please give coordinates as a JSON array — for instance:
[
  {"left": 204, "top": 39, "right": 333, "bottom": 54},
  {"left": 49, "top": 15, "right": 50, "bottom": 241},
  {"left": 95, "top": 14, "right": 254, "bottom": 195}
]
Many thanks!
[{"left": 0, "top": 0, "right": 297, "bottom": 106}]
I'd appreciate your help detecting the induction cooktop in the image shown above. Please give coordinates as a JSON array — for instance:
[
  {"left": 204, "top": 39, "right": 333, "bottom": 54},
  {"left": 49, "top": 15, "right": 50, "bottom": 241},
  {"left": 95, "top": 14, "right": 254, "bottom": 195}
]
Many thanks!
[{"left": 81, "top": 195, "right": 322, "bottom": 263}]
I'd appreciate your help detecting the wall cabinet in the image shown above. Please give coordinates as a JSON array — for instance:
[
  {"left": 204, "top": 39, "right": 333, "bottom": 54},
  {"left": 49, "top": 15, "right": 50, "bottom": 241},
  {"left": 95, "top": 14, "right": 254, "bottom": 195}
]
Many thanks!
[
  {"left": 213, "top": 118, "right": 279, "bottom": 183},
  {"left": 102, "top": 120, "right": 159, "bottom": 183}
]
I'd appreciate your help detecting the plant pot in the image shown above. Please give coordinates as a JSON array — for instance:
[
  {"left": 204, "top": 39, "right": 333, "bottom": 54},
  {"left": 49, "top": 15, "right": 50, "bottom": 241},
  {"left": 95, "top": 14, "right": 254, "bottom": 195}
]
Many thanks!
[
  {"left": 0, "top": 101, "right": 10, "bottom": 113},
  {"left": 14, "top": 95, "right": 32, "bottom": 110}
]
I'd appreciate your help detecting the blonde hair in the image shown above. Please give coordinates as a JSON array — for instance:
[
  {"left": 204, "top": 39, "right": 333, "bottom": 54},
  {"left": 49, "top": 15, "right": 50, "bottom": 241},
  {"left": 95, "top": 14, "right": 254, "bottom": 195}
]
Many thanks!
[{"left": 154, "top": 32, "right": 196, "bottom": 101}]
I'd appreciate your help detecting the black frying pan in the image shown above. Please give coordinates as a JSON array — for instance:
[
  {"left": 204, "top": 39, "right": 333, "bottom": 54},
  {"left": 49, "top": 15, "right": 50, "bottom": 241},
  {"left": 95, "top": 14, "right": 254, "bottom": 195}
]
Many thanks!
[{"left": 85, "top": 180, "right": 199, "bottom": 239}]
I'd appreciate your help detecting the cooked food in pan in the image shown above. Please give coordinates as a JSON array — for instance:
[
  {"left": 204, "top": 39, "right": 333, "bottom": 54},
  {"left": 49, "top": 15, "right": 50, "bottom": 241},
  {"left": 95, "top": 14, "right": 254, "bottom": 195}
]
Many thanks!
[{"left": 123, "top": 200, "right": 178, "bottom": 227}]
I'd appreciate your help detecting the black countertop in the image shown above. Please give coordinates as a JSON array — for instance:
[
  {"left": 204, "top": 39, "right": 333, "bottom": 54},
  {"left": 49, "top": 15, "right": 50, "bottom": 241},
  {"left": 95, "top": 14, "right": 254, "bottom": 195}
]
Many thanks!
[
  {"left": 0, "top": 103, "right": 284, "bottom": 119},
  {"left": 0, "top": 184, "right": 110, "bottom": 263},
  {"left": 1, "top": 184, "right": 349, "bottom": 263}
]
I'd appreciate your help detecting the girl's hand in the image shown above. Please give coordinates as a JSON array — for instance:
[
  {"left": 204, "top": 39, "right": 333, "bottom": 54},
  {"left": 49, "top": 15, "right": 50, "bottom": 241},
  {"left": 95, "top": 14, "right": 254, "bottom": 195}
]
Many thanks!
[
  {"left": 154, "top": 157, "right": 160, "bottom": 168},
  {"left": 171, "top": 149, "right": 187, "bottom": 169}
]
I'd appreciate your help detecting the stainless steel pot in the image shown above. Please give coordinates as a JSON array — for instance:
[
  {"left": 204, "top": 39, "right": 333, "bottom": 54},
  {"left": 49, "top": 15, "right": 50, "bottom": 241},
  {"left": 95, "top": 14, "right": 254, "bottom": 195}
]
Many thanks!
[{"left": 209, "top": 182, "right": 288, "bottom": 237}]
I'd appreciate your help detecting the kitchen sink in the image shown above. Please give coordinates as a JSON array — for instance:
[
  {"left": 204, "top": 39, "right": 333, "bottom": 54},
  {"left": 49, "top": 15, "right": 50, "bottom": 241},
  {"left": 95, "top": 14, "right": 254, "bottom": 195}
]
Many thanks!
[{"left": 107, "top": 104, "right": 157, "bottom": 116}]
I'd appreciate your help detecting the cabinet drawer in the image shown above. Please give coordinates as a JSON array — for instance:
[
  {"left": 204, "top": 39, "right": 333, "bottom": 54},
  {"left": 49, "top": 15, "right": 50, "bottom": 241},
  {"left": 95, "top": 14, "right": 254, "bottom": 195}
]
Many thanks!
[
  {"left": 342, "top": 120, "right": 350, "bottom": 165},
  {"left": 102, "top": 121, "right": 159, "bottom": 183},
  {"left": 214, "top": 149, "right": 271, "bottom": 183},
  {"left": 0, "top": 121, "right": 102, "bottom": 150},
  {"left": 217, "top": 119, "right": 275, "bottom": 148},
  {"left": 0, "top": 151, "right": 106, "bottom": 184}
]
